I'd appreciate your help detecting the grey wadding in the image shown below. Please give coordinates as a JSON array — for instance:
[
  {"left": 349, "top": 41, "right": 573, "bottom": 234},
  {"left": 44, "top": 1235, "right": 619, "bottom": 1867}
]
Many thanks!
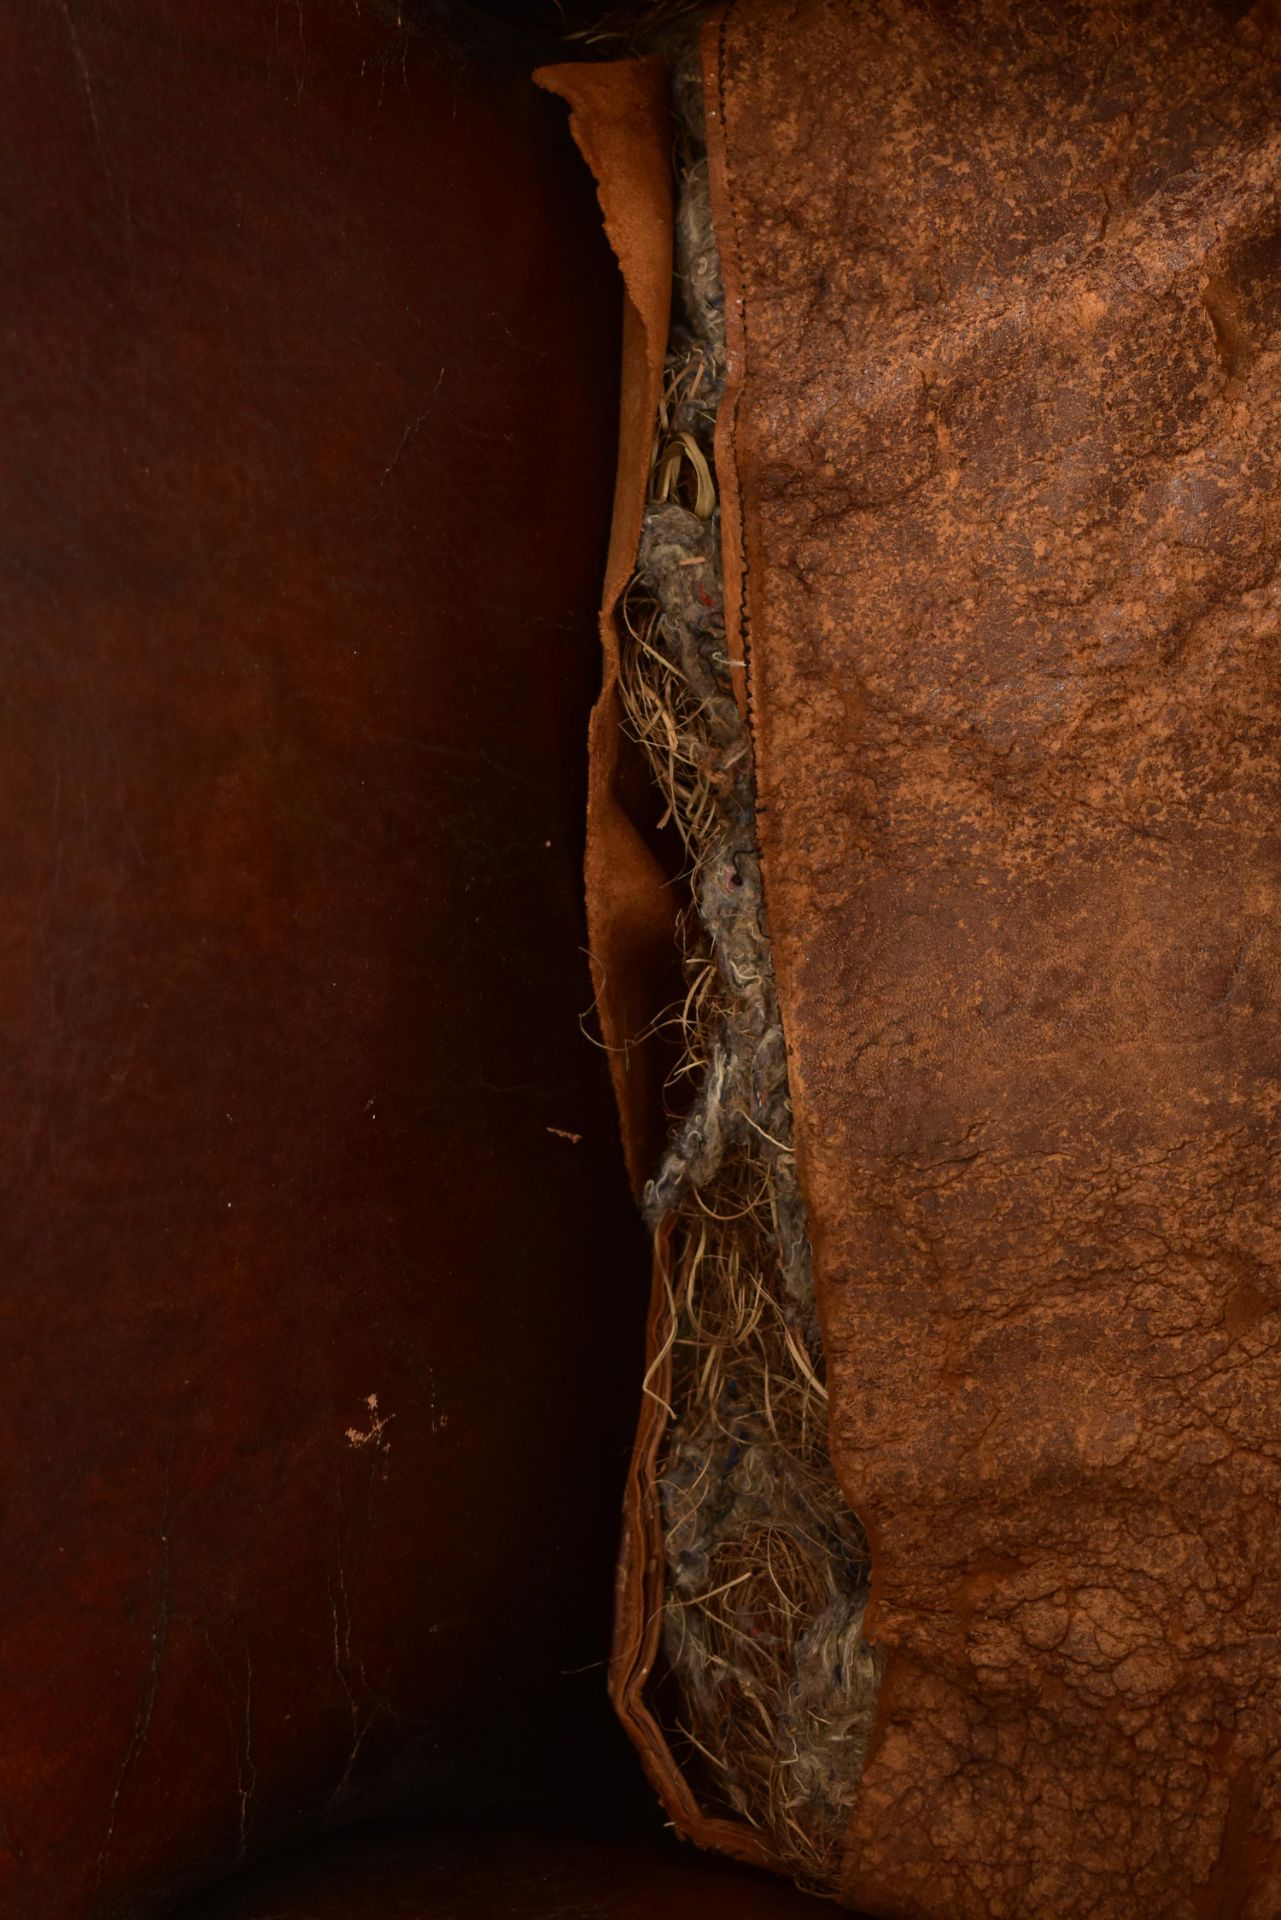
[{"left": 625, "top": 35, "right": 883, "bottom": 1880}]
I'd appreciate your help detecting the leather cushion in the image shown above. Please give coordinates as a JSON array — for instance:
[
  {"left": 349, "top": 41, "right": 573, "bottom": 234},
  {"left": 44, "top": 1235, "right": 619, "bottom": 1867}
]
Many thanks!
[
  {"left": 708, "top": 0, "right": 1281, "bottom": 1912},
  {"left": 0, "top": 3, "right": 641, "bottom": 1914}
]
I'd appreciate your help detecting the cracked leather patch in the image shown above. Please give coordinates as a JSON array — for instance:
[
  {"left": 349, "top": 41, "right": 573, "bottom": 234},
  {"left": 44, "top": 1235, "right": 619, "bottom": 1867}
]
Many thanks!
[{"left": 711, "top": 1, "right": 1281, "bottom": 1912}]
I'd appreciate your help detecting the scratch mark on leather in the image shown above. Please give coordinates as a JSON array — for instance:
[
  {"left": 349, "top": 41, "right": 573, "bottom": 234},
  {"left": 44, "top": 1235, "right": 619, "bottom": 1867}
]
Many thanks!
[
  {"left": 236, "top": 1635, "right": 256, "bottom": 1857},
  {"left": 378, "top": 368, "right": 445, "bottom": 490},
  {"left": 50, "top": 0, "right": 132, "bottom": 247},
  {"left": 96, "top": 1479, "right": 171, "bottom": 1885}
]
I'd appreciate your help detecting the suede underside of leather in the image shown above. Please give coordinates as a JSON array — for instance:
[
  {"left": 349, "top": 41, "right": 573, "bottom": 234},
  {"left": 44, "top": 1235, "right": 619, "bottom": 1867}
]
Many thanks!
[
  {"left": 709, "top": 1, "right": 1281, "bottom": 1913},
  {"left": 536, "top": 55, "right": 683, "bottom": 1194}
]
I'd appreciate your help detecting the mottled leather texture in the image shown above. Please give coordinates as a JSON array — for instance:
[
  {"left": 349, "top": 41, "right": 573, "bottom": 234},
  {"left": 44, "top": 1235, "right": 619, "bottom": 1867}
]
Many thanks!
[
  {"left": 710, "top": 0, "right": 1281, "bottom": 1914},
  {"left": 0, "top": 4, "right": 647, "bottom": 1916}
]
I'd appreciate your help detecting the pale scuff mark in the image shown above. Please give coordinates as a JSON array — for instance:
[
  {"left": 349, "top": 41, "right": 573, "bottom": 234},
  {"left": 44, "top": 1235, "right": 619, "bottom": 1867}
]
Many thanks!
[
  {"left": 345, "top": 1392, "right": 393, "bottom": 1450},
  {"left": 428, "top": 1369, "right": 448, "bottom": 1435}
]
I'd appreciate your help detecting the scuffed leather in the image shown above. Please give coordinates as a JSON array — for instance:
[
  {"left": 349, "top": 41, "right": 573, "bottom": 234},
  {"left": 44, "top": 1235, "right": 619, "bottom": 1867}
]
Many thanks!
[
  {"left": 0, "top": 4, "right": 642, "bottom": 1915},
  {"left": 709, "top": 1, "right": 1281, "bottom": 1913}
]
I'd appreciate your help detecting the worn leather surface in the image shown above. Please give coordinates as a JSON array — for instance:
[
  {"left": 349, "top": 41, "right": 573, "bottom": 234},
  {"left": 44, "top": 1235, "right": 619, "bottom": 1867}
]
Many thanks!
[
  {"left": 0, "top": 5, "right": 644, "bottom": 1916},
  {"left": 709, "top": 1, "right": 1281, "bottom": 1913},
  {"left": 179, "top": 1823, "right": 826, "bottom": 1919}
]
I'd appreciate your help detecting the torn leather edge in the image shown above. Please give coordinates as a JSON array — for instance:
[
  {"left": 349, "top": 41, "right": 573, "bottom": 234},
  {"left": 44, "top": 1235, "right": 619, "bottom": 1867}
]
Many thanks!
[
  {"left": 702, "top": 5, "right": 750, "bottom": 726},
  {"left": 535, "top": 56, "right": 680, "bottom": 1195},
  {"left": 538, "top": 47, "right": 785, "bottom": 1878},
  {"left": 613, "top": 1221, "right": 782, "bottom": 1875},
  {"left": 702, "top": 1, "right": 887, "bottom": 1892}
]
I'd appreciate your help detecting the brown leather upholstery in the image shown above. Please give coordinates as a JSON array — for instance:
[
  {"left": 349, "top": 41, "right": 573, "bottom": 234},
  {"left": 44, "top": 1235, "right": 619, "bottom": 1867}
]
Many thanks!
[
  {"left": 179, "top": 1825, "right": 827, "bottom": 1920},
  {"left": 28, "top": 0, "right": 1281, "bottom": 1913},
  {"left": 0, "top": 4, "right": 644, "bottom": 1916},
  {"left": 706, "top": 0, "right": 1281, "bottom": 1913}
]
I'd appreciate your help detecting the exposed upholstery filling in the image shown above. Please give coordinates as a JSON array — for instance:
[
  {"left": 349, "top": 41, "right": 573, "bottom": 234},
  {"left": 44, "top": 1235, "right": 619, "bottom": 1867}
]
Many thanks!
[{"left": 614, "top": 36, "right": 881, "bottom": 1888}]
